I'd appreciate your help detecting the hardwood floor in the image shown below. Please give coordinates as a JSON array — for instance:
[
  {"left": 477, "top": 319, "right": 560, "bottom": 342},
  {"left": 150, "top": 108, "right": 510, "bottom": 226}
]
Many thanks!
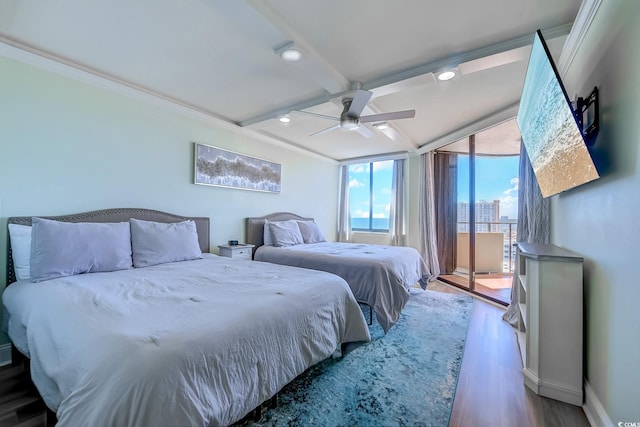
[
  {"left": 0, "top": 282, "right": 590, "bottom": 427},
  {"left": 0, "top": 363, "right": 46, "bottom": 427},
  {"left": 438, "top": 273, "right": 513, "bottom": 305},
  {"left": 427, "top": 280, "right": 590, "bottom": 427}
]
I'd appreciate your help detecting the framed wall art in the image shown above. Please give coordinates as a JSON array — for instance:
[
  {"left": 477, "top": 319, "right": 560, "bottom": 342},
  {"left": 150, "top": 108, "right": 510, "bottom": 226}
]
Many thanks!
[{"left": 194, "top": 143, "right": 281, "bottom": 193}]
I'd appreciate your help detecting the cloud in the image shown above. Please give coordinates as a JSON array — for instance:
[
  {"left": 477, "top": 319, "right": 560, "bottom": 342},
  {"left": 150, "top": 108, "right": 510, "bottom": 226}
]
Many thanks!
[
  {"left": 373, "top": 212, "right": 387, "bottom": 218},
  {"left": 349, "top": 178, "right": 363, "bottom": 188},
  {"left": 349, "top": 164, "right": 369, "bottom": 173},
  {"left": 499, "top": 194, "right": 518, "bottom": 219},
  {"left": 503, "top": 177, "right": 519, "bottom": 195},
  {"left": 373, "top": 160, "right": 394, "bottom": 171},
  {"left": 353, "top": 209, "right": 369, "bottom": 218}
]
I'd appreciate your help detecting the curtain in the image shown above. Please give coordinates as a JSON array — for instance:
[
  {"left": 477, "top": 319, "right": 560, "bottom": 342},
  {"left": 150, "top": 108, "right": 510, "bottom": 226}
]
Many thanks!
[
  {"left": 433, "top": 152, "right": 458, "bottom": 274},
  {"left": 337, "top": 165, "right": 351, "bottom": 242},
  {"left": 418, "top": 152, "right": 441, "bottom": 280},
  {"left": 503, "top": 143, "right": 550, "bottom": 326},
  {"left": 389, "top": 159, "right": 405, "bottom": 246}
]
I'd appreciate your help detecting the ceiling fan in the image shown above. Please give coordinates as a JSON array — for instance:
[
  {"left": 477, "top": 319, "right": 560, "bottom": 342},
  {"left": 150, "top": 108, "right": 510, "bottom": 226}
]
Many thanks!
[{"left": 298, "top": 89, "right": 415, "bottom": 138}]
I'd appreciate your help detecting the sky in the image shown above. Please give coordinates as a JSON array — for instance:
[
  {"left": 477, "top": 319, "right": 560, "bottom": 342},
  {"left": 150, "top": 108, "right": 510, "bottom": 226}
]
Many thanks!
[
  {"left": 457, "top": 155, "right": 520, "bottom": 219},
  {"left": 348, "top": 155, "right": 520, "bottom": 222},
  {"left": 348, "top": 160, "right": 393, "bottom": 220}
]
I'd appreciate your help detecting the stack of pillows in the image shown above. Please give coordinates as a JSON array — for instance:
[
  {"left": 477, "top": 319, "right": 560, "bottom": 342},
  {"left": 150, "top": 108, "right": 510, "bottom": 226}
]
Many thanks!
[
  {"left": 263, "top": 219, "right": 326, "bottom": 247},
  {"left": 8, "top": 217, "right": 202, "bottom": 283}
]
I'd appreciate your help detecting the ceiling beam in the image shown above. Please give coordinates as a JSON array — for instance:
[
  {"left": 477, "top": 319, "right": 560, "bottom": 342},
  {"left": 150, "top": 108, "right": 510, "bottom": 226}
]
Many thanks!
[
  {"left": 246, "top": 0, "right": 350, "bottom": 94},
  {"left": 240, "top": 23, "right": 574, "bottom": 128}
]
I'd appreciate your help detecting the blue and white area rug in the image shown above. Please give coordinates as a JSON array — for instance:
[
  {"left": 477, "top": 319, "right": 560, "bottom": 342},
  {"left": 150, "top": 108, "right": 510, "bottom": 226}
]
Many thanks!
[{"left": 244, "top": 288, "right": 474, "bottom": 427}]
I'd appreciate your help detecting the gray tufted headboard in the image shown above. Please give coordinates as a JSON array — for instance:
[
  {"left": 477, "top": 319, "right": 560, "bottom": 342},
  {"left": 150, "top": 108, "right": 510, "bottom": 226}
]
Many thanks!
[
  {"left": 6, "top": 208, "right": 210, "bottom": 285},
  {"left": 245, "top": 212, "right": 313, "bottom": 257}
]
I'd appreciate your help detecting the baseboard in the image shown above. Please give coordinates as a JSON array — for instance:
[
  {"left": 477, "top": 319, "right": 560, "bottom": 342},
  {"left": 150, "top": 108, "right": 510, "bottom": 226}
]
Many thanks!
[
  {"left": 583, "top": 380, "right": 614, "bottom": 427},
  {"left": 0, "top": 343, "right": 12, "bottom": 367},
  {"left": 522, "top": 369, "right": 583, "bottom": 406}
]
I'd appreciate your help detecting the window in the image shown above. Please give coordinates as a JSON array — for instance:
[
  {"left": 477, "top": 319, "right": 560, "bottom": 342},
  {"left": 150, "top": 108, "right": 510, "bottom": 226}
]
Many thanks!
[{"left": 348, "top": 160, "right": 394, "bottom": 232}]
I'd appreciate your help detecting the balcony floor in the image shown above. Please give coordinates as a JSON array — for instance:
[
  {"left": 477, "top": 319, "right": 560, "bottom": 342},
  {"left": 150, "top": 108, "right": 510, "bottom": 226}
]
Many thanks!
[{"left": 438, "top": 273, "right": 512, "bottom": 305}]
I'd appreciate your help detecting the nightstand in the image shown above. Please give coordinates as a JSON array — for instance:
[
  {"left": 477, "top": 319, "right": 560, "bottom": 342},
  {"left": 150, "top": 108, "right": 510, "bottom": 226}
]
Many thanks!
[{"left": 217, "top": 244, "right": 255, "bottom": 260}]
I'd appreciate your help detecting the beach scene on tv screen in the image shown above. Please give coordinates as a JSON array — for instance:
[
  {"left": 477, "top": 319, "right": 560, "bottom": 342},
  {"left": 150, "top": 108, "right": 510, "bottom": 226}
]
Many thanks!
[{"left": 517, "top": 33, "right": 599, "bottom": 198}]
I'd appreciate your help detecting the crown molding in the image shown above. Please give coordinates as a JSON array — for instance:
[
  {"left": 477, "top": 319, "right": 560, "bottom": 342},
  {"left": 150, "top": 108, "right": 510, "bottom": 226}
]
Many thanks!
[
  {"left": 0, "top": 36, "right": 336, "bottom": 164},
  {"left": 557, "top": 0, "right": 603, "bottom": 77}
]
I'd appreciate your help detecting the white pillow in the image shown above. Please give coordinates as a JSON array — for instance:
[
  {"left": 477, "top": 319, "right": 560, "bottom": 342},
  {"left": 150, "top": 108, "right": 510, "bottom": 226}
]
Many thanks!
[
  {"left": 263, "top": 219, "right": 273, "bottom": 246},
  {"left": 297, "top": 221, "right": 326, "bottom": 243},
  {"left": 30, "top": 218, "right": 133, "bottom": 282},
  {"left": 8, "top": 224, "right": 32, "bottom": 281},
  {"left": 269, "top": 220, "right": 304, "bottom": 247},
  {"left": 130, "top": 218, "right": 203, "bottom": 267}
]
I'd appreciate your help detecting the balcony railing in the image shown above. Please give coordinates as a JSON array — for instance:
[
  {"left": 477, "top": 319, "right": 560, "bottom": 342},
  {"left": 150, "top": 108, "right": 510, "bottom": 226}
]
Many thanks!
[{"left": 457, "top": 221, "right": 517, "bottom": 273}]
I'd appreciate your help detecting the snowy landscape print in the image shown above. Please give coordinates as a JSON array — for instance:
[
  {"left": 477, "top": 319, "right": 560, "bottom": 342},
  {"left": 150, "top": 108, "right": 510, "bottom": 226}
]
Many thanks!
[
  {"left": 517, "top": 31, "right": 599, "bottom": 198},
  {"left": 195, "top": 143, "right": 281, "bottom": 192}
]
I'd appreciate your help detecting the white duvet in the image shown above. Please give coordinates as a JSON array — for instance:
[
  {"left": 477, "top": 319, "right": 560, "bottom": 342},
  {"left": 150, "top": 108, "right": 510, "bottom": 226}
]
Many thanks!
[
  {"left": 255, "top": 242, "right": 431, "bottom": 333},
  {"left": 2, "top": 254, "right": 370, "bottom": 426}
]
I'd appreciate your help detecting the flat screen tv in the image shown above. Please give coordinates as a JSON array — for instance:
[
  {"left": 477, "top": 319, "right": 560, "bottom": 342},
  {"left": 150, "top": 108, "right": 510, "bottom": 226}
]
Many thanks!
[{"left": 517, "top": 30, "right": 599, "bottom": 198}]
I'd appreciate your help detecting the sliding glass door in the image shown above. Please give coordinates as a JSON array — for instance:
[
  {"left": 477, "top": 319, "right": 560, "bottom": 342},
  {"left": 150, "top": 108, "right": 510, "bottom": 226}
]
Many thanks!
[{"left": 437, "top": 119, "right": 520, "bottom": 304}]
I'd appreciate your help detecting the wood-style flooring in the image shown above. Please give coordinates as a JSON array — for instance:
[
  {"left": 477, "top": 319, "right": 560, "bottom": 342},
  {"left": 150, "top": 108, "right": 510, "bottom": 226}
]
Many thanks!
[
  {"left": 428, "top": 280, "right": 590, "bottom": 427},
  {"left": 439, "top": 273, "right": 513, "bottom": 305},
  {"left": 0, "top": 282, "right": 590, "bottom": 427}
]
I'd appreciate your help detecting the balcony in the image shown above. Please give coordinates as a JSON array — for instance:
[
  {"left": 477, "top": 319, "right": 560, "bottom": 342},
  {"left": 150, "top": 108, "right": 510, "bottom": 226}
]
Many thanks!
[{"left": 439, "top": 221, "right": 516, "bottom": 305}]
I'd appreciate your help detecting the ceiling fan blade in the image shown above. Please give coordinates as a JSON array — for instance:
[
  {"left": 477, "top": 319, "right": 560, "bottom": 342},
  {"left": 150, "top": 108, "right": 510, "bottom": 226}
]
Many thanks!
[
  {"left": 347, "top": 89, "right": 373, "bottom": 116},
  {"left": 360, "top": 109, "right": 416, "bottom": 123},
  {"left": 293, "top": 110, "right": 339, "bottom": 121},
  {"left": 310, "top": 123, "right": 341, "bottom": 137},
  {"left": 356, "top": 125, "right": 376, "bottom": 139}
]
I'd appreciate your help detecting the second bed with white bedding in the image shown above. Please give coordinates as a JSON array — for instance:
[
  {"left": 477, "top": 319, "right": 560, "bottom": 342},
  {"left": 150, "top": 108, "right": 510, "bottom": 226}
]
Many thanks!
[{"left": 255, "top": 241, "right": 430, "bottom": 333}]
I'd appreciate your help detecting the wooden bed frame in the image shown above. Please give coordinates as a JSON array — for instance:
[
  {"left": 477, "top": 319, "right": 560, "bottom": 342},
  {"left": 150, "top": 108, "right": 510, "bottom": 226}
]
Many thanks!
[{"left": 4, "top": 208, "right": 210, "bottom": 426}]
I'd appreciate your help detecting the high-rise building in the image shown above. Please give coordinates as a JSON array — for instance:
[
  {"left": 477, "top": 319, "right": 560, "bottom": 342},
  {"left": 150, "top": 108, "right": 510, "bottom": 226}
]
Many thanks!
[{"left": 457, "top": 200, "right": 500, "bottom": 232}]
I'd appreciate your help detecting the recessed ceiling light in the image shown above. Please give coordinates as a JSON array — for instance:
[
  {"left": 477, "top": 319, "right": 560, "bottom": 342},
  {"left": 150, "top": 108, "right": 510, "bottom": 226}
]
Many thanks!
[
  {"left": 279, "top": 115, "right": 291, "bottom": 123},
  {"left": 373, "top": 122, "right": 389, "bottom": 130},
  {"left": 437, "top": 70, "right": 457, "bottom": 81},
  {"left": 280, "top": 48, "right": 302, "bottom": 62}
]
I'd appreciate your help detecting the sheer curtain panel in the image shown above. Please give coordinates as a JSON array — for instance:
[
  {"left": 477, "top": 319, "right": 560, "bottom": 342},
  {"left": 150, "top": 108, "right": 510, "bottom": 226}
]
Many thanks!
[
  {"left": 389, "top": 159, "right": 406, "bottom": 246},
  {"left": 418, "top": 152, "right": 441, "bottom": 280},
  {"left": 503, "top": 143, "right": 550, "bottom": 326},
  {"left": 337, "top": 165, "right": 351, "bottom": 242}
]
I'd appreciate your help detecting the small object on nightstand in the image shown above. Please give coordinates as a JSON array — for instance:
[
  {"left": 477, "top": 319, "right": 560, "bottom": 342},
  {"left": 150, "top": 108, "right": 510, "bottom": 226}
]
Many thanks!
[
  {"left": 218, "top": 243, "right": 255, "bottom": 260},
  {"left": 228, "top": 240, "right": 238, "bottom": 246}
]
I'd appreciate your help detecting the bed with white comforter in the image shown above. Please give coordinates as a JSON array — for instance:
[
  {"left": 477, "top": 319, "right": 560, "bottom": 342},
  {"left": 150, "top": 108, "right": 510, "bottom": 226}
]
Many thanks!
[
  {"left": 254, "top": 241, "right": 430, "bottom": 333},
  {"left": 3, "top": 254, "right": 370, "bottom": 426}
]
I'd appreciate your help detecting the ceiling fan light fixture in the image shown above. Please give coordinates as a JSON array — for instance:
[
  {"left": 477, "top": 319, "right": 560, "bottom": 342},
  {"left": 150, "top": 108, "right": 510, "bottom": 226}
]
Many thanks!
[{"left": 437, "top": 70, "right": 457, "bottom": 81}]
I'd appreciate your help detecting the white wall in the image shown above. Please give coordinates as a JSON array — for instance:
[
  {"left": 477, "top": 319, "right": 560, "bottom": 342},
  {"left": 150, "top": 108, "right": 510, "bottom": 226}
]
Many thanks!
[
  {"left": 0, "top": 54, "right": 339, "bottom": 345},
  {"left": 551, "top": 0, "right": 639, "bottom": 422}
]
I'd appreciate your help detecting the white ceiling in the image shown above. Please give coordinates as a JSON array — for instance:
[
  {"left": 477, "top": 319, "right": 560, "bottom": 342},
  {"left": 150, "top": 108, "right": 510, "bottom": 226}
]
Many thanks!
[{"left": 0, "top": 0, "right": 582, "bottom": 161}]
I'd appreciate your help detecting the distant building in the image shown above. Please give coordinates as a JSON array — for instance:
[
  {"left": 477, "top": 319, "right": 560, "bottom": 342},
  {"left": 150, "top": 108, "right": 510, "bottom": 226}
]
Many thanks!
[{"left": 457, "top": 200, "right": 500, "bottom": 232}]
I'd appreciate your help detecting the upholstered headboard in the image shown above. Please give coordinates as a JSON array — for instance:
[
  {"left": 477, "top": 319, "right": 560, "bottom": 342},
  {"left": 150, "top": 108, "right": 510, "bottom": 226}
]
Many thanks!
[
  {"left": 245, "top": 212, "right": 313, "bottom": 256},
  {"left": 6, "top": 208, "right": 210, "bottom": 285}
]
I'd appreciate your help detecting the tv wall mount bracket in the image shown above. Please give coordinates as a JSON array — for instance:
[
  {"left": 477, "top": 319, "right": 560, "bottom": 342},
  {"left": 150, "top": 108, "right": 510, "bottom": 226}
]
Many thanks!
[{"left": 573, "top": 86, "right": 599, "bottom": 145}]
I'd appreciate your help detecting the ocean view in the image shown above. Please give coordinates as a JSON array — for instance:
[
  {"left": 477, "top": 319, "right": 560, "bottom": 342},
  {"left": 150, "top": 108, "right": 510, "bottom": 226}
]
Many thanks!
[{"left": 351, "top": 217, "right": 390, "bottom": 231}]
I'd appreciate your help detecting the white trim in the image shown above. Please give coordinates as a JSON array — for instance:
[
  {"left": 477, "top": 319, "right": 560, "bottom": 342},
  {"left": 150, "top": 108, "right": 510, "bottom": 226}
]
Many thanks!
[
  {"left": 417, "top": 103, "right": 519, "bottom": 154},
  {"left": 522, "top": 369, "right": 583, "bottom": 406},
  {"left": 0, "top": 343, "right": 12, "bottom": 367},
  {"left": 557, "top": 0, "right": 603, "bottom": 77},
  {"left": 583, "top": 380, "right": 614, "bottom": 427},
  {"left": 338, "top": 151, "right": 409, "bottom": 166},
  {"left": 0, "top": 37, "right": 336, "bottom": 164}
]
